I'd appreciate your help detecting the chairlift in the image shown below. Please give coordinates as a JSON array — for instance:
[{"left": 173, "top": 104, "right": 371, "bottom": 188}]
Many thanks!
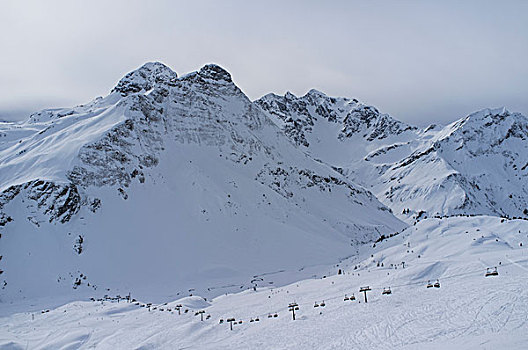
[
  {"left": 426, "top": 280, "right": 433, "bottom": 288},
  {"left": 434, "top": 280, "right": 440, "bottom": 288},
  {"left": 485, "top": 267, "right": 499, "bottom": 277},
  {"left": 344, "top": 295, "right": 350, "bottom": 301},
  {"left": 268, "top": 314, "right": 273, "bottom": 318},
  {"left": 274, "top": 313, "right": 278, "bottom": 317},
  {"left": 255, "top": 318, "right": 260, "bottom": 322},
  {"left": 350, "top": 294, "right": 356, "bottom": 301},
  {"left": 250, "top": 318, "right": 254, "bottom": 322},
  {"left": 382, "top": 287, "right": 392, "bottom": 295},
  {"left": 320, "top": 301, "right": 326, "bottom": 307},
  {"left": 314, "top": 302, "right": 319, "bottom": 308}
]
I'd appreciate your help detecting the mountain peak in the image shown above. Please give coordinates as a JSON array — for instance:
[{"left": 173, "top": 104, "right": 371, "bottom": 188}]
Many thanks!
[
  {"left": 111, "top": 61, "right": 178, "bottom": 96},
  {"left": 305, "top": 89, "right": 327, "bottom": 98},
  {"left": 198, "top": 64, "right": 232, "bottom": 82},
  {"left": 467, "top": 107, "right": 509, "bottom": 121},
  {"left": 448, "top": 107, "right": 524, "bottom": 134}
]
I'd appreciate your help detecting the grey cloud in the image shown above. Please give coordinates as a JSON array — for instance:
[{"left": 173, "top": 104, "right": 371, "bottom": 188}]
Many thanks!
[{"left": 1, "top": 0, "right": 527, "bottom": 125}]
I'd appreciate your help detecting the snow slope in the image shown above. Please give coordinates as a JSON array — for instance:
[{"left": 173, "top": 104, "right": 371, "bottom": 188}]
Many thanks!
[
  {"left": 1, "top": 216, "right": 526, "bottom": 349},
  {"left": 0, "top": 63, "right": 404, "bottom": 306}
]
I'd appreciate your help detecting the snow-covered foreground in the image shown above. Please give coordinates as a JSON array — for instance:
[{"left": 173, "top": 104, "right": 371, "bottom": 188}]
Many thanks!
[{"left": 1, "top": 216, "right": 526, "bottom": 349}]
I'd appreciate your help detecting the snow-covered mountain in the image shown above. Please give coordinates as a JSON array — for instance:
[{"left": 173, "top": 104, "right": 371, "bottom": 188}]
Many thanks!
[
  {"left": 1, "top": 62, "right": 528, "bottom": 350},
  {"left": 257, "top": 92, "right": 528, "bottom": 221},
  {"left": 0, "top": 63, "right": 405, "bottom": 304}
]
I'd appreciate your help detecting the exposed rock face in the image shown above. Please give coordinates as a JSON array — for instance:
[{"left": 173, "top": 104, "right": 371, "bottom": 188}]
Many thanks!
[
  {"left": 0, "top": 181, "right": 82, "bottom": 225},
  {"left": 255, "top": 89, "right": 416, "bottom": 147},
  {"left": 112, "top": 62, "right": 178, "bottom": 96}
]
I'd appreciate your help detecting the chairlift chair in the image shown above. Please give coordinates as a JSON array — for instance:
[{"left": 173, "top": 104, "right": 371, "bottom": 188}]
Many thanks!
[
  {"left": 426, "top": 280, "right": 433, "bottom": 288},
  {"left": 382, "top": 287, "right": 392, "bottom": 295},
  {"left": 350, "top": 294, "right": 356, "bottom": 301},
  {"left": 344, "top": 295, "right": 350, "bottom": 301},
  {"left": 314, "top": 302, "right": 319, "bottom": 308},
  {"left": 485, "top": 267, "right": 499, "bottom": 277},
  {"left": 434, "top": 280, "right": 440, "bottom": 288},
  {"left": 320, "top": 301, "right": 326, "bottom": 307}
]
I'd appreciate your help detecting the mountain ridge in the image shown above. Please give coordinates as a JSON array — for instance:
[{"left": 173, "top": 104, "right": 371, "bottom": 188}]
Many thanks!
[{"left": 256, "top": 89, "right": 528, "bottom": 221}]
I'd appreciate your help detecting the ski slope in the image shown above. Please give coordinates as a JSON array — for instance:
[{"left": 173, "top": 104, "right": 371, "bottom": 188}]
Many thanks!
[{"left": 1, "top": 216, "right": 526, "bottom": 349}]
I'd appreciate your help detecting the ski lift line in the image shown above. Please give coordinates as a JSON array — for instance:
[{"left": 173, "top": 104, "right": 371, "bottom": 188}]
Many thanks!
[
  {"left": 198, "top": 260, "right": 525, "bottom": 323},
  {"left": 125, "top": 258, "right": 526, "bottom": 326},
  {"left": 216, "top": 258, "right": 528, "bottom": 323}
]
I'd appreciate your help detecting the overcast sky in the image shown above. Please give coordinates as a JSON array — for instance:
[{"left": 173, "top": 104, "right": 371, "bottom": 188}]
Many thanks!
[{"left": 1, "top": 0, "right": 527, "bottom": 125}]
